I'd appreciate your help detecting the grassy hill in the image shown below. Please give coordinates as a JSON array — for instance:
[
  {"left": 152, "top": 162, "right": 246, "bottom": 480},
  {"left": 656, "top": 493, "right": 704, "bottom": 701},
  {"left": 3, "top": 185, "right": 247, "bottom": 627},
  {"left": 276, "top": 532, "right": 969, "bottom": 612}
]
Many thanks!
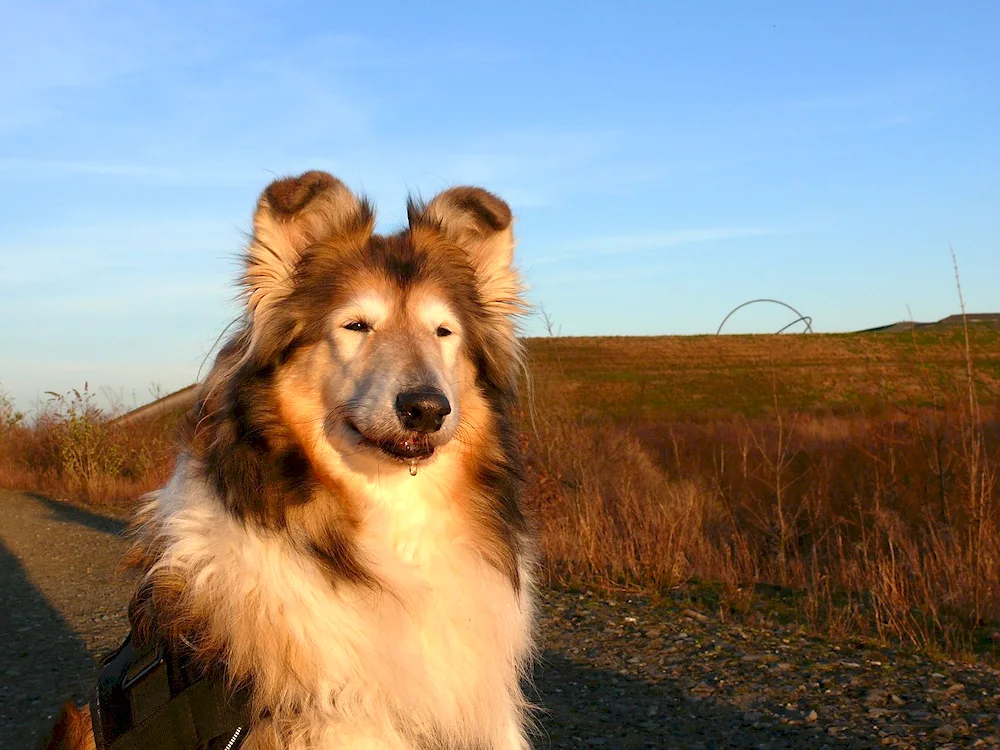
[{"left": 525, "top": 326, "right": 1000, "bottom": 421}]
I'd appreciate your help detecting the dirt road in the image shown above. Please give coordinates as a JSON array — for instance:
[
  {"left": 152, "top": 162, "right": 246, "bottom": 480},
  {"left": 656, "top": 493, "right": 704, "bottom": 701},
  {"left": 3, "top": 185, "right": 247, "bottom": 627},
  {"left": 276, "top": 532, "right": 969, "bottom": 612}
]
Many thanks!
[{"left": 2, "top": 489, "right": 998, "bottom": 748}]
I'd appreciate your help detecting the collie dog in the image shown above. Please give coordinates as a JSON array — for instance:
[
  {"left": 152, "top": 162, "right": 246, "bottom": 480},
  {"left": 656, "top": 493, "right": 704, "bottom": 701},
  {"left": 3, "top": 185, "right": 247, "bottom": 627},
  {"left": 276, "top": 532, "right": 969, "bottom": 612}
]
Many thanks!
[{"left": 50, "top": 172, "right": 535, "bottom": 749}]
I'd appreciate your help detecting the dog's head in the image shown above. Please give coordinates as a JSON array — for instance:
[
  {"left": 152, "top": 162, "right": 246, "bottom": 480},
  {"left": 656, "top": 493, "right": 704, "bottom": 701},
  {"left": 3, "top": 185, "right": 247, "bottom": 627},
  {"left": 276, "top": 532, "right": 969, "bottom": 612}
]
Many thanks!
[{"left": 229, "top": 171, "right": 524, "bottom": 477}]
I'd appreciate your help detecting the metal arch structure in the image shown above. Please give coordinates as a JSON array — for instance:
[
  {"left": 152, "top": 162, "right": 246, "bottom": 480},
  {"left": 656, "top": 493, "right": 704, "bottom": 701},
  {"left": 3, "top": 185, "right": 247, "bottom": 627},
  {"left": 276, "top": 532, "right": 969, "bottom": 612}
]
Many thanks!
[
  {"left": 775, "top": 315, "right": 813, "bottom": 335},
  {"left": 716, "top": 298, "right": 814, "bottom": 335}
]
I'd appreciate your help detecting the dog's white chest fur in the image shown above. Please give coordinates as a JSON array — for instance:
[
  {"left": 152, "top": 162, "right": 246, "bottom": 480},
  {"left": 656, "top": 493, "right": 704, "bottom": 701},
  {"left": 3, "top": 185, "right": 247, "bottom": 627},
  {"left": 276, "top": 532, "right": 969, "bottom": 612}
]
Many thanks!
[{"left": 149, "top": 462, "right": 532, "bottom": 749}]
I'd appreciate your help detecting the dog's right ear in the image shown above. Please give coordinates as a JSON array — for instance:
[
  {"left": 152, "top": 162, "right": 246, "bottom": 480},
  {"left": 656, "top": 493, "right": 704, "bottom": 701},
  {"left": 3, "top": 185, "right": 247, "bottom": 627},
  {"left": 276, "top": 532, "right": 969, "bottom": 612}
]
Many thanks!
[{"left": 244, "top": 171, "right": 373, "bottom": 324}]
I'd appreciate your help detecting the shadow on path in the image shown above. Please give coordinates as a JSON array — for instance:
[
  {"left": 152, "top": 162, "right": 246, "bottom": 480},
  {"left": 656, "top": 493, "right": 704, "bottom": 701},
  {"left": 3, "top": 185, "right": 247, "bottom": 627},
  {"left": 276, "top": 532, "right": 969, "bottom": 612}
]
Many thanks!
[
  {"left": 530, "top": 650, "right": 867, "bottom": 749},
  {"left": 0, "top": 539, "right": 98, "bottom": 749},
  {"left": 26, "top": 492, "right": 129, "bottom": 537}
]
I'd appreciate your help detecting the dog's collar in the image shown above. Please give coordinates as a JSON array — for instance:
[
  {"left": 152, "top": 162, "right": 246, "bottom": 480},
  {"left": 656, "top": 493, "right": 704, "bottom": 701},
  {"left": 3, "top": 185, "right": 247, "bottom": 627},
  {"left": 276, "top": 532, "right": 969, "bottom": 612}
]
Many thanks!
[{"left": 90, "top": 631, "right": 251, "bottom": 750}]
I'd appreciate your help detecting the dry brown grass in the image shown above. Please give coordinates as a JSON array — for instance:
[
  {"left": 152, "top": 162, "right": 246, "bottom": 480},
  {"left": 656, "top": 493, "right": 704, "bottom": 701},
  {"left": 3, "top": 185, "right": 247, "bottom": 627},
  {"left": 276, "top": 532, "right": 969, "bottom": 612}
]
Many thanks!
[
  {"left": 0, "top": 386, "right": 179, "bottom": 509},
  {"left": 525, "top": 330, "right": 1000, "bottom": 654}
]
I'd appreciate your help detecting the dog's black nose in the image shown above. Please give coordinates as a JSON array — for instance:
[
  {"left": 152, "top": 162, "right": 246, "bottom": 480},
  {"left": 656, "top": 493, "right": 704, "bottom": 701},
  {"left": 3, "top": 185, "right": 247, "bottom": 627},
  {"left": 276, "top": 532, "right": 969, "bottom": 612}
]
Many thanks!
[{"left": 395, "top": 389, "right": 451, "bottom": 433}]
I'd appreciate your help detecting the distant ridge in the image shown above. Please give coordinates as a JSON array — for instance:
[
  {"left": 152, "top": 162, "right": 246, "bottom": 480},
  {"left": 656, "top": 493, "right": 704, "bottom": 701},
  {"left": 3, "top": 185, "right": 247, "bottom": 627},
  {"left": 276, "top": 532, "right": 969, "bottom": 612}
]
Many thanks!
[
  {"left": 111, "top": 383, "right": 197, "bottom": 427},
  {"left": 856, "top": 313, "right": 1000, "bottom": 334}
]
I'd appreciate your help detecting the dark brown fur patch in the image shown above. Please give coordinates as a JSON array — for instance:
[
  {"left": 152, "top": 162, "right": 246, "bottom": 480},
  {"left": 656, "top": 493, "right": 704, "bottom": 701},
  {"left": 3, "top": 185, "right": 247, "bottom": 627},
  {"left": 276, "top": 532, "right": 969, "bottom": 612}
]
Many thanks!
[
  {"left": 407, "top": 187, "right": 512, "bottom": 235},
  {"left": 264, "top": 170, "right": 341, "bottom": 216},
  {"left": 195, "top": 363, "right": 317, "bottom": 528},
  {"left": 308, "top": 528, "right": 378, "bottom": 588},
  {"left": 472, "top": 407, "right": 527, "bottom": 589}
]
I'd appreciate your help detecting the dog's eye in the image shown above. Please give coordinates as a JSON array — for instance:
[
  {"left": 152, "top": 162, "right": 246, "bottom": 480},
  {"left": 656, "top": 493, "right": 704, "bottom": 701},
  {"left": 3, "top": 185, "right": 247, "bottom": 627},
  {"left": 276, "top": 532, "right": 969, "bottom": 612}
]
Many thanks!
[
  {"left": 344, "top": 321, "right": 371, "bottom": 333},
  {"left": 436, "top": 326, "right": 453, "bottom": 338}
]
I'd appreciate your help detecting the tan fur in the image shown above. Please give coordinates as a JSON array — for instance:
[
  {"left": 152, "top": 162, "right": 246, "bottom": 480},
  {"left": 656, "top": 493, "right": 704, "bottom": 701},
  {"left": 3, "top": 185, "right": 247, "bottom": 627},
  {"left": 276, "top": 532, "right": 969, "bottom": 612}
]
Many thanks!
[{"left": 41, "top": 703, "right": 96, "bottom": 750}]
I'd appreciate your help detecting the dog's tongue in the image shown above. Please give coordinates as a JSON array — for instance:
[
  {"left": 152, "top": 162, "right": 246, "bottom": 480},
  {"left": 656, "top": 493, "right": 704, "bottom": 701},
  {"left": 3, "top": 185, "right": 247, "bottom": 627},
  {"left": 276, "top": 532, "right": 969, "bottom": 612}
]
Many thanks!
[{"left": 394, "top": 436, "right": 433, "bottom": 459}]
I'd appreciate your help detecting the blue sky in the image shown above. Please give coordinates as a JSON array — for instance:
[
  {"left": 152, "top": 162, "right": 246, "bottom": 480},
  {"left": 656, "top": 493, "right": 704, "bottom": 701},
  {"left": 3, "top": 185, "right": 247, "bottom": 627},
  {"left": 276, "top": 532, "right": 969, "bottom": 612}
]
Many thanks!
[{"left": 1, "top": 1, "right": 997, "bottom": 409}]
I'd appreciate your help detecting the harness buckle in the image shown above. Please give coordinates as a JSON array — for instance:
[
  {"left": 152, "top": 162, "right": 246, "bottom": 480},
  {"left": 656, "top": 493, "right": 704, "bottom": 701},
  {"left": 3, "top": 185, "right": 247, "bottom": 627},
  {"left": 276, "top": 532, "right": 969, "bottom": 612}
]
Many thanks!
[{"left": 121, "top": 643, "right": 166, "bottom": 691}]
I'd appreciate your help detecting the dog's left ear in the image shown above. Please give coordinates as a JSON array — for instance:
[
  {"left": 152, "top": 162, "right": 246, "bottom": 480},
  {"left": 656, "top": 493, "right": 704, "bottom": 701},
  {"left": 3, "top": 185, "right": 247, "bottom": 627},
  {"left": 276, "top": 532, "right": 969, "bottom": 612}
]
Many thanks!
[
  {"left": 410, "top": 186, "right": 525, "bottom": 394},
  {"left": 408, "top": 187, "right": 520, "bottom": 308}
]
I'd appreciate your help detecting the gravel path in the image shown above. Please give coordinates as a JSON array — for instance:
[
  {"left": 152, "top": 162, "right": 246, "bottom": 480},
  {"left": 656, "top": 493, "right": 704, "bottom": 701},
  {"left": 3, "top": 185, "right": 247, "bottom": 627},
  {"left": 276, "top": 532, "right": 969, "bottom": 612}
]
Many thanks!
[
  {"left": 0, "top": 489, "right": 133, "bottom": 748},
  {"left": 2, "top": 488, "right": 999, "bottom": 749}
]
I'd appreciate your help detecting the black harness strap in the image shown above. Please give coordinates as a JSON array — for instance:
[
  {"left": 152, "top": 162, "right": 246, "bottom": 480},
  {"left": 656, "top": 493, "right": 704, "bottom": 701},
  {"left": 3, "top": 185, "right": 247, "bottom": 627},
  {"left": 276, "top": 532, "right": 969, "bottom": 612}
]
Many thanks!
[{"left": 91, "top": 632, "right": 252, "bottom": 750}]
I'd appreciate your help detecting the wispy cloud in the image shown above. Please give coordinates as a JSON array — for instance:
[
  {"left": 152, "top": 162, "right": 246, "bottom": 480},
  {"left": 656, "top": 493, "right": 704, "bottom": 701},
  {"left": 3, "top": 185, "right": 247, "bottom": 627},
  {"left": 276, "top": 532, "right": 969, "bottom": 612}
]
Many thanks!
[
  {"left": 769, "top": 76, "right": 947, "bottom": 113},
  {"left": 528, "top": 260, "right": 679, "bottom": 288},
  {"left": 14, "top": 278, "right": 233, "bottom": 315},
  {"left": 0, "top": 3, "right": 200, "bottom": 133},
  {"left": 0, "top": 218, "right": 245, "bottom": 289},
  {"left": 532, "top": 227, "right": 787, "bottom": 264},
  {"left": 0, "top": 157, "right": 274, "bottom": 187},
  {"left": 0, "top": 158, "right": 173, "bottom": 178},
  {"left": 750, "top": 77, "right": 949, "bottom": 139},
  {"left": 770, "top": 93, "right": 879, "bottom": 113}
]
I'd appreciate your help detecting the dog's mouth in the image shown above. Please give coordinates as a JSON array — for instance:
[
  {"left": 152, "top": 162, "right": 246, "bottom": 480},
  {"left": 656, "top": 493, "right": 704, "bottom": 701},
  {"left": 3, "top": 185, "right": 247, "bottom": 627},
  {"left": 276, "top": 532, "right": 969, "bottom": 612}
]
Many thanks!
[{"left": 345, "top": 422, "right": 435, "bottom": 462}]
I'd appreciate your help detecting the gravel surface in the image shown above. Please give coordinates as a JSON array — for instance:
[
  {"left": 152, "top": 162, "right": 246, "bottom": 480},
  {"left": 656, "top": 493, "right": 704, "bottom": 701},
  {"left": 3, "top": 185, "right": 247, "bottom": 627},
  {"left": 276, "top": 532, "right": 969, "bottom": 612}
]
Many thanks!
[
  {"left": 0, "top": 489, "right": 133, "bottom": 748},
  {"left": 2, "top": 488, "right": 999, "bottom": 749}
]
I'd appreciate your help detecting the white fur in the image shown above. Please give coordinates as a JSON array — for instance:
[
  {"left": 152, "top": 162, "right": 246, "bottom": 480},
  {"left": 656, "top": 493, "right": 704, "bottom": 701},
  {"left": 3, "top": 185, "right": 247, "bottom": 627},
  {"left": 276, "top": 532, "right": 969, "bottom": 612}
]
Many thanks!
[{"left": 142, "top": 458, "right": 534, "bottom": 750}]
